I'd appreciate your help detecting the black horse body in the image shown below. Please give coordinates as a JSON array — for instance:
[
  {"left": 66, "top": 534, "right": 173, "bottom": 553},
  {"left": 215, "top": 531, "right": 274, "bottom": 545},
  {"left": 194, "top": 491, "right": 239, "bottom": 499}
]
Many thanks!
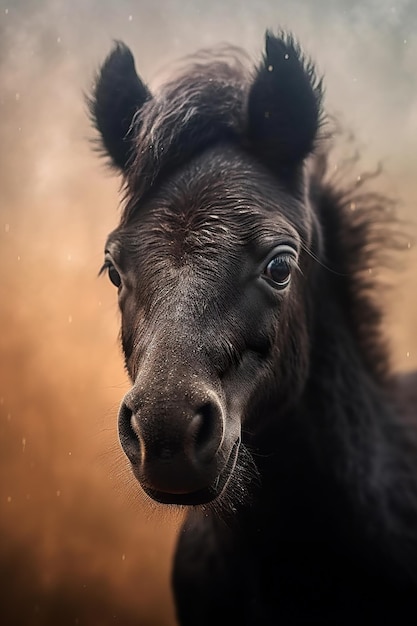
[{"left": 90, "top": 31, "right": 417, "bottom": 625}]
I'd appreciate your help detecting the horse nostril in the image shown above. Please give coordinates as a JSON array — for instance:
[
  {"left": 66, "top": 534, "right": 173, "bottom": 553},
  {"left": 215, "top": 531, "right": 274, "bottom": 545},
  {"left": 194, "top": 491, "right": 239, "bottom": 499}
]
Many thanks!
[
  {"left": 188, "top": 401, "right": 223, "bottom": 464},
  {"left": 118, "top": 400, "right": 141, "bottom": 464}
]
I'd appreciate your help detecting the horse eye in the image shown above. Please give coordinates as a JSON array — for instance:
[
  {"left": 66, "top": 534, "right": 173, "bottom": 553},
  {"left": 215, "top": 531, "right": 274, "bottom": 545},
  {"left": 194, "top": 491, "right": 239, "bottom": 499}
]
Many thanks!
[
  {"left": 108, "top": 264, "right": 122, "bottom": 288},
  {"left": 263, "top": 255, "right": 292, "bottom": 289}
]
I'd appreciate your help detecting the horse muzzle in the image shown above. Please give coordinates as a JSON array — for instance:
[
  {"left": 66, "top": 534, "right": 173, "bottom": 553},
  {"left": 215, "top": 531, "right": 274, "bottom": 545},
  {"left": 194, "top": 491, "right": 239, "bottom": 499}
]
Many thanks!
[{"left": 118, "top": 386, "right": 240, "bottom": 505}]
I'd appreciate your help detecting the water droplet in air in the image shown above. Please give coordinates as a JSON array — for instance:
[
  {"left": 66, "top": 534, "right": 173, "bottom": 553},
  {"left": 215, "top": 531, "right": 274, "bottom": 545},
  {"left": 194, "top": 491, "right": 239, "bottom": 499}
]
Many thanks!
[
  {"left": 267, "top": 65, "right": 273, "bottom": 72},
  {"left": 284, "top": 53, "right": 289, "bottom": 60}
]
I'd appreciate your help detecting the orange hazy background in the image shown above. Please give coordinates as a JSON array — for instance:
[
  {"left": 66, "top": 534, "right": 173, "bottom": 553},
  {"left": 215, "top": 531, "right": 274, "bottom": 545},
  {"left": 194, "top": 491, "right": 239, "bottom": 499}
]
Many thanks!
[{"left": 1, "top": 1, "right": 416, "bottom": 625}]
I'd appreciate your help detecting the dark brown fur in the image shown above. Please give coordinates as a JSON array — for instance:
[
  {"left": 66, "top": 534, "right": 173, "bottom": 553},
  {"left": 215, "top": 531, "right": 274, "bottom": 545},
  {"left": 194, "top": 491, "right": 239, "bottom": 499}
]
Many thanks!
[{"left": 90, "top": 31, "right": 417, "bottom": 625}]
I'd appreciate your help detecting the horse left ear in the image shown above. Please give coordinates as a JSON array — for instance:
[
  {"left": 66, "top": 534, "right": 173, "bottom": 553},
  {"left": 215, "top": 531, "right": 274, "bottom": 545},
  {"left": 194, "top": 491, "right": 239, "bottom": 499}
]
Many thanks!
[
  {"left": 89, "top": 42, "right": 151, "bottom": 172},
  {"left": 248, "top": 32, "right": 323, "bottom": 174}
]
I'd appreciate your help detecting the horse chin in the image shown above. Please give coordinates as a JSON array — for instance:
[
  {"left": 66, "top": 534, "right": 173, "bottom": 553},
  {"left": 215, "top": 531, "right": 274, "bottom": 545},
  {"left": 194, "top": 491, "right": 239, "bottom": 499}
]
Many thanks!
[{"left": 140, "top": 439, "right": 240, "bottom": 507}]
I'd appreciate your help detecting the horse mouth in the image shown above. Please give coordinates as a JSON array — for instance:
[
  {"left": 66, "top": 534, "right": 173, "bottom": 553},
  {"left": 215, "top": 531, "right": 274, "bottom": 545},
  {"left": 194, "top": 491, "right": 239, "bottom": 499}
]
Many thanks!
[{"left": 141, "top": 439, "right": 240, "bottom": 506}]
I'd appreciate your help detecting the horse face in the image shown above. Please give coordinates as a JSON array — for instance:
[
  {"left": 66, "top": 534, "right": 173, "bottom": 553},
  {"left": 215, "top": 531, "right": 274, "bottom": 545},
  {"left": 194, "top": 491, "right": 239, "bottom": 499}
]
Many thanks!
[
  {"left": 93, "top": 33, "right": 322, "bottom": 507},
  {"left": 103, "top": 145, "right": 314, "bottom": 506}
]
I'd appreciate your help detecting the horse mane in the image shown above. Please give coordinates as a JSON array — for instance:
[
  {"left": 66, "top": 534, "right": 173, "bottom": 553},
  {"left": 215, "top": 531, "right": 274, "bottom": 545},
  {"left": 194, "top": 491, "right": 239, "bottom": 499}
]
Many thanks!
[{"left": 308, "top": 147, "right": 409, "bottom": 387}]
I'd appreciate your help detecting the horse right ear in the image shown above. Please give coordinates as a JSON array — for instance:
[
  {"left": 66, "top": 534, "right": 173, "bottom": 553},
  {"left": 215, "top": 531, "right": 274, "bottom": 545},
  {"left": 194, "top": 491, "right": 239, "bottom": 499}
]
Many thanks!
[
  {"left": 247, "top": 32, "right": 323, "bottom": 178},
  {"left": 89, "top": 42, "right": 151, "bottom": 172}
]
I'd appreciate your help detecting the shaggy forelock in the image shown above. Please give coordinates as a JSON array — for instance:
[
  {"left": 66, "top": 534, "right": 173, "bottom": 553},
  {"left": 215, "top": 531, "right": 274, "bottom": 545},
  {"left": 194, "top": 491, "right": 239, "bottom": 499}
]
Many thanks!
[{"left": 122, "top": 47, "right": 252, "bottom": 218}]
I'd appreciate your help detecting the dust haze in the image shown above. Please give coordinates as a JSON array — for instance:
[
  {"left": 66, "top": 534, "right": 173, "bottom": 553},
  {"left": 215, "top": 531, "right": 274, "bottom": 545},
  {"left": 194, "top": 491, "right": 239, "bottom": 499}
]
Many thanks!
[{"left": 1, "top": 1, "right": 416, "bottom": 624}]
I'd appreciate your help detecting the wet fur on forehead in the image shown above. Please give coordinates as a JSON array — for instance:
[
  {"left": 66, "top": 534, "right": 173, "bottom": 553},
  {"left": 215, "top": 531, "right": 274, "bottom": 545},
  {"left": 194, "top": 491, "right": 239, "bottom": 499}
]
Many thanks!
[
  {"left": 124, "top": 47, "right": 252, "bottom": 217},
  {"left": 120, "top": 145, "right": 312, "bottom": 252}
]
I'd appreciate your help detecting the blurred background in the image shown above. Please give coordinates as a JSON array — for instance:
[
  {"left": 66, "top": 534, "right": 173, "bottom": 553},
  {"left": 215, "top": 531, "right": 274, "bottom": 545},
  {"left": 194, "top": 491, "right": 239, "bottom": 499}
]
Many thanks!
[{"left": 0, "top": 1, "right": 416, "bottom": 624}]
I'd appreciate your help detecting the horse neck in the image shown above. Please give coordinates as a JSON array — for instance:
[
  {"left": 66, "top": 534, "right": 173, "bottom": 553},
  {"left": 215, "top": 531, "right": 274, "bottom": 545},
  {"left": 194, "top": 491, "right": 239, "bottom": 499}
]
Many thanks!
[
  {"left": 261, "top": 260, "right": 417, "bottom": 552},
  {"left": 304, "top": 279, "right": 396, "bottom": 491}
]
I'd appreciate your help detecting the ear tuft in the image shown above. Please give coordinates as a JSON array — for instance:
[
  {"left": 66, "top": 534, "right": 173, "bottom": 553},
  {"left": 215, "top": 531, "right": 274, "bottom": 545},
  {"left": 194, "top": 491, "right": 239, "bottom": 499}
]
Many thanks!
[
  {"left": 248, "top": 31, "right": 323, "bottom": 172},
  {"left": 88, "top": 42, "right": 151, "bottom": 172}
]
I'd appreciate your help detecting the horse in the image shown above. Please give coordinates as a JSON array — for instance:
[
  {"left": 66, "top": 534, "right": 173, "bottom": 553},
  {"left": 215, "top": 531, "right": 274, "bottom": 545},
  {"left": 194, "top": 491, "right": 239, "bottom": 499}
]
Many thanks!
[{"left": 89, "top": 30, "right": 417, "bottom": 625}]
